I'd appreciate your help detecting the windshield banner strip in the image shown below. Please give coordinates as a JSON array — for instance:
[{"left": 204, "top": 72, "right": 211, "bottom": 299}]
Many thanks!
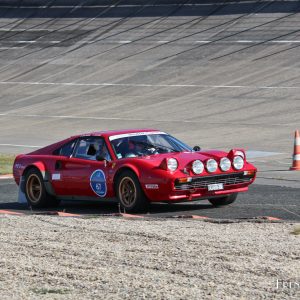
[{"left": 109, "top": 131, "right": 166, "bottom": 141}]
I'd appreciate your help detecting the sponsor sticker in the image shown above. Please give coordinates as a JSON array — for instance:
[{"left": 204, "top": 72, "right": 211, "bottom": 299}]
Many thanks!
[
  {"left": 52, "top": 173, "right": 61, "bottom": 180},
  {"left": 14, "top": 163, "right": 24, "bottom": 169},
  {"left": 109, "top": 131, "right": 166, "bottom": 141},
  {"left": 90, "top": 169, "right": 107, "bottom": 197},
  {"left": 145, "top": 184, "right": 159, "bottom": 189}
]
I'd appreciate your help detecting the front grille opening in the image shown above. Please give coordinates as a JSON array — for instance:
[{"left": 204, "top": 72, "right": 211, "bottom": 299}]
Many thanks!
[{"left": 174, "top": 172, "right": 253, "bottom": 191}]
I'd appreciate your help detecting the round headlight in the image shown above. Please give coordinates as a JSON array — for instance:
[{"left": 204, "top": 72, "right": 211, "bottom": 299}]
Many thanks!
[
  {"left": 206, "top": 159, "right": 218, "bottom": 173},
  {"left": 167, "top": 158, "right": 178, "bottom": 172},
  {"left": 220, "top": 157, "right": 231, "bottom": 171},
  {"left": 192, "top": 160, "right": 204, "bottom": 174},
  {"left": 233, "top": 156, "right": 244, "bottom": 170}
]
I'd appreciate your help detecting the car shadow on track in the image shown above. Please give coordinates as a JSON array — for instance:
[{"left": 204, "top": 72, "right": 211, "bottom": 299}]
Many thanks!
[{"left": 0, "top": 200, "right": 215, "bottom": 216}]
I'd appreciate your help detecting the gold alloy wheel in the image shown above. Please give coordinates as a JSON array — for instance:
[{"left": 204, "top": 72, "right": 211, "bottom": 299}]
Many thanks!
[
  {"left": 26, "top": 174, "right": 42, "bottom": 203},
  {"left": 119, "top": 177, "right": 137, "bottom": 207}
]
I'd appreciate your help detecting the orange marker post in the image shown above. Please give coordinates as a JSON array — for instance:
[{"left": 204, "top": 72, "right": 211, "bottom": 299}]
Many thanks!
[{"left": 290, "top": 130, "right": 300, "bottom": 171}]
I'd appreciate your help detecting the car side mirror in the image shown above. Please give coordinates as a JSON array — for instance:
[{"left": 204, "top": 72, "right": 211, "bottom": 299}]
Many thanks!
[
  {"left": 193, "top": 145, "right": 201, "bottom": 151},
  {"left": 96, "top": 155, "right": 106, "bottom": 161}
]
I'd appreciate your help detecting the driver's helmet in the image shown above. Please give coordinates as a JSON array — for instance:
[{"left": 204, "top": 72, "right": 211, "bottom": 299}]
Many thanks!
[{"left": 128, "top": 135, "right": 148, "bottom": 150}]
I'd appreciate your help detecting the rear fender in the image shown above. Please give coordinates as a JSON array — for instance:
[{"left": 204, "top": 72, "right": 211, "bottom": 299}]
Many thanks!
[
  {"left": 25, "top": 161, "right": 47, "bottom": 178},
  {"left": 21, "top": 162, "right": 55, "bottom": 196}
]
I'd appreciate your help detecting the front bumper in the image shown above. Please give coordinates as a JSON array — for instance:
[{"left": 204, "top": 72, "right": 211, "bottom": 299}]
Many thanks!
[
  {"left": 145, "top": 171, "right": 256, "bottom": 202},
  {"left": 168, "top": 186, "right": 249, "bottom": 201}
]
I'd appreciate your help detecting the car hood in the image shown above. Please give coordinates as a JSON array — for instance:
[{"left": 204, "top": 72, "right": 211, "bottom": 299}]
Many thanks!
[
  {"left": 125, "top": 150, "right": 229, "bottom": 168},
  {"left": 117, "top": 149, "right": 257, "bottom": 177}
]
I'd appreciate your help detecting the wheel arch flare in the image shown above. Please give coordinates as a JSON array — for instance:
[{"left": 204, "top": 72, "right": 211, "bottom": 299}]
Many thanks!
[{"left": 21, "top": 162, "right": 55, "bottom": 196}]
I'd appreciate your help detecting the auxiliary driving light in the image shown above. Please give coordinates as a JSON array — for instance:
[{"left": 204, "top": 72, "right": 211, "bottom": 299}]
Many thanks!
[
  {"left": 233, "top": 156, "right": 244, "bottom": 170},
  {"left": 206, "top": 159, "right": 218, "bottom": 173},
  {"left": 167, "top": 158, "right": 178, "bottom": 172},
  {"left": 192, "top": 160, "right": 204, "bottom": 174},
  {"left": 220, "top": 157, "right": 231, "bottom": 171}
]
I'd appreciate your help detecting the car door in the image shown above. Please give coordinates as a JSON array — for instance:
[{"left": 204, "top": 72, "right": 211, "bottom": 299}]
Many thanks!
[
  {"left": 50, "top": 138, "right": 77, "bottom": 196},
  {"left": 52, "top": 137, "right": 111, "bottom": 199}
]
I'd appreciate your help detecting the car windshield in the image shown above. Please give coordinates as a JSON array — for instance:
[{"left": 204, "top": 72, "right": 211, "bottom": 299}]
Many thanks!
[{"left": 109, "top": 132, "right": 192, "bottom": 159}]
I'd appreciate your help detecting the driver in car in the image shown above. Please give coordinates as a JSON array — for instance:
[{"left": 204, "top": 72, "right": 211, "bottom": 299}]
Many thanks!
[{"left": 126, "top": 136, "right": 158, "bottom": 157}]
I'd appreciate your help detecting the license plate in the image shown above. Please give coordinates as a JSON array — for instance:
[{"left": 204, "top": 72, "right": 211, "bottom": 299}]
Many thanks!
[{"left": 208, "top": 183, "right": 224, "bottom": 191}]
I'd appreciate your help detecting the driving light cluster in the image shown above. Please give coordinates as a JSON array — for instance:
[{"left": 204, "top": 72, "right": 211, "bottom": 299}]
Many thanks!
[
  {"left": 166, "top": 156, "right": 245, "bottom": 173},
  {"left": 190, "top": 156, "right": 245, "bottom": 174}
]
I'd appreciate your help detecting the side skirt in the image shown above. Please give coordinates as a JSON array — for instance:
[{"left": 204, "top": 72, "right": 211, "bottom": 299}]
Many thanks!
[{"left": 56, "top": 195, "right": 118, "bottom": 203}]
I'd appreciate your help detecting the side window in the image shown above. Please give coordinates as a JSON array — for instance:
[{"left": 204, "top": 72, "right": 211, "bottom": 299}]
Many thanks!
[
  {"left": 73, "top": 137, "right": 111, "bottom": 161},
  {"left": 75, "top": 139, "right": 90, "bottom": 159},
  {"left": 53, "top": 139, "right": 77, "bottom": 157},
  {"left": 101, "top": 143, "right": 111, "bottom": 161}
]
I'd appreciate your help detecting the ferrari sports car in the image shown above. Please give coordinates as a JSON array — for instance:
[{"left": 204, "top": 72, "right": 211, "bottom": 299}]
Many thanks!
[{"left": 13, "top": 129, "right": 257, "bottom": 212}]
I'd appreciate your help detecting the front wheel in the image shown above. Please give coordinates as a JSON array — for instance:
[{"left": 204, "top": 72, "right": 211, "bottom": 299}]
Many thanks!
[
  {"left": 208, "top": 193, "right": 237, "bottom": 206},
  {"left": 25, "top": 168, "right": 60, "bottom": 208},
  {"left": 116, "top": 171, "right": 148, "bottom": 213}
]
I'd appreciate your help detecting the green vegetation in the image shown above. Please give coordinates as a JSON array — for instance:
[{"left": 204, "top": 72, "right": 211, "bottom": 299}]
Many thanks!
[{"left": 0, "top": 154, "right": 15, "bottom": 175}]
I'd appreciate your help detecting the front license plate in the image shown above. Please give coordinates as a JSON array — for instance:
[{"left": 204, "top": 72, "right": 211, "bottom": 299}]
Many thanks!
[{"left": 208, "top": 183, "right": 224, "bottom": 191}]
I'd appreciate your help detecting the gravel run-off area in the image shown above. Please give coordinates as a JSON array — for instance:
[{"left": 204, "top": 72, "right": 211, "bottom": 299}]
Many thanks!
[{"left": 0, "top": 216, "right": 299, "bottom": 299}]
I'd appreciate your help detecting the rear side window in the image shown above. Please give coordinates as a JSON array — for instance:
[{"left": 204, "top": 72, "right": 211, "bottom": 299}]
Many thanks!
[
  {"left": 73, "top": 137, "right": 111, "bottom": 161},
  {"left": 53, "top": 140, "right": 77, "bottom": 157}
]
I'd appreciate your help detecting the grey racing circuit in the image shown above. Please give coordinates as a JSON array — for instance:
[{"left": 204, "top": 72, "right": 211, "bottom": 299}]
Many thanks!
[
  {"left": 0, "top": 178, "right": 299, "bottom": 220},
  {"left": 0, "top": 0, "right": 299, "bottom": 220}
]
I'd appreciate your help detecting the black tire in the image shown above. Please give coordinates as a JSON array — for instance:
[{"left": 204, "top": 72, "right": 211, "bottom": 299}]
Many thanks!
[
  {"left": 208, "top": 193, "right": 238, "bottom": 207},
  {"left": 24, "top": 168, "right": 60, "bottom": 208},
  {"left": 116, "top": 170, "right": 148, "bottom": 213}
]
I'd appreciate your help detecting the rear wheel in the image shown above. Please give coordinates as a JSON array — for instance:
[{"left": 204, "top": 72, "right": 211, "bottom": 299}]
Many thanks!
[
  {"left": 25, "top": 168, "right": 60, "bottom": 208},
  {"left": 208, "top": 193, "right": 237, "bottom": 206},
  {"left": 116, "top": 170, "right": 148, "bottom": 213}
]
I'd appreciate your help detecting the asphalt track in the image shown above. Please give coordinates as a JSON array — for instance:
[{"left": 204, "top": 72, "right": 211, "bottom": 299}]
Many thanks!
[
  {"left": 0, "top": 0, "right": 299, "bottom": 155},
  {"left": 1, "top": 179, "right": 300, "bottom": 221},
  {"left": 0, "top": 1, "right": 299, "bottom": 220}
]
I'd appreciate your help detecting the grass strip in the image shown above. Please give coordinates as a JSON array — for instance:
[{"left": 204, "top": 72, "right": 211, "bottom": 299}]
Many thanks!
[{"left": 0, "top": 154, "right": 15, "bottom": 175}]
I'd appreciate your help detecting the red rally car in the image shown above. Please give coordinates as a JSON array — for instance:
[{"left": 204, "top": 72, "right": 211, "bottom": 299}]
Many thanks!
[{"left": 13, "top": 129, "right": 257, "bottom": 212}]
